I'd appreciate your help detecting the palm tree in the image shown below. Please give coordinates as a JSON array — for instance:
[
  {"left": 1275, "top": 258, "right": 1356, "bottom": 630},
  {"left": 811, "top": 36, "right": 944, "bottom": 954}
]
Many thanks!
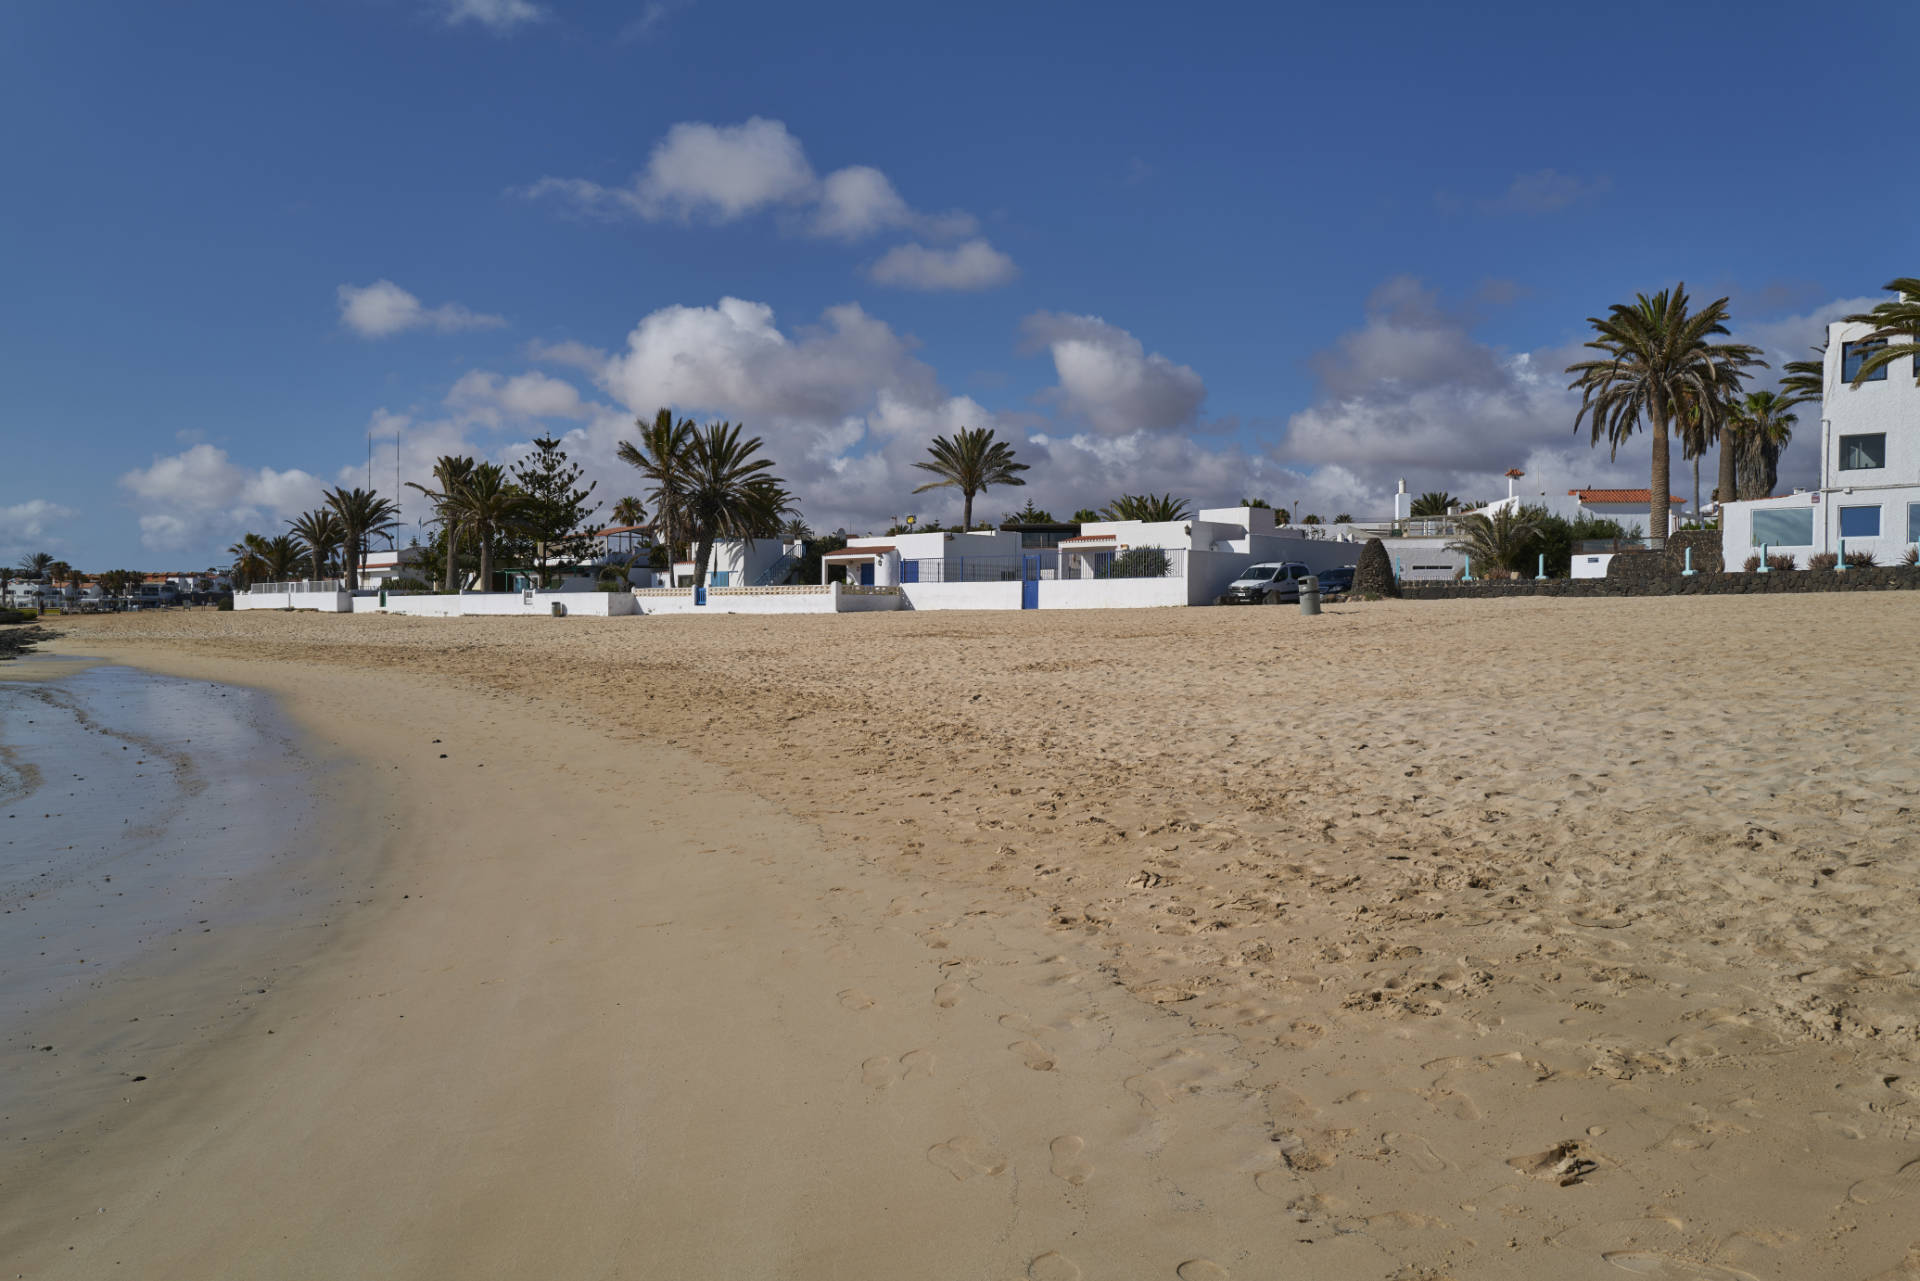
[
  {"left": 1099, "top": 493, "right": 1192, "bottom": 522},
  {"left": 443, "top": 463, "right": 529, "bottom": 592},
  {"left": 1566, "top": 284, "right": 1763, "bottom": 550},
  {"left": 1448, "top": 506, "right": 1543, "bottom": 577},
  {"left": 610, "top": 496, "right": 647, "bottom": 528},
  {"left": 406, "top": 455, "right": 477, "bottom": 592},
  {"left": 912, "top": 426, "right": 1028, "bottom": 530},
  {"left": 1779, "top": 346, "right": 1826, "bottom": 401},
  {"left": 287, "top": 508, "right": 346, "bottom": 582},
  {"left": 1842, "top": 277, "right": 1920, "bottom": 385},
  {"left": 17, "top": 552, "right": 54, "bottom": 579},
  {"left": 780, "top": 515, "right": 812, "bottom": 542},
  {"left": 1726, "top": 390, "right": 1801, "bottom": 500},
  {"left": 618, "top": 409, "right": 696, "bottom": 559},
  {"left": 227, "top": 533, "right": 271, "bottom": 588},
  {"left": 261, "top": 534, "right": 306, "bottom": 583},
  {"left": 678, "top": 422, "right": 788, "bottom": 588},
  {"left": 324, "top": 486, "right": 402, "bottom": 592},
  {"left": 1408, "top": 492, "right": 1455, "bottom": 518}
]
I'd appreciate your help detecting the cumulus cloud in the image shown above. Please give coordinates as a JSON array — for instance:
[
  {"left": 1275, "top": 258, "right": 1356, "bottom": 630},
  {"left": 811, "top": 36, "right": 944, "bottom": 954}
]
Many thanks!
[
  {"left": 119, "top": 444, "right": 328, "bottom": 551},
  {"left": 0, "top": 499, "right": 78, "bottom": 558},
  {"left": 1021, "top": 312, "right": 1207, "bottom": 435},
  {"left": 521, "top": 117, "right": 999, "bottom": 261},
  {"left": 445, "top": 370, "right": 590, "bottom": 423},
  {"left": 867, "top": 239, "right": 1018, "bottom": 291},
  {"left": 337, "top": 280, "right": 506, "bottom": 339},
  {"left": 1275, "top": 276, "right": 1677, "bottom": 514},
  {"left": 525, "top": 338, "right": 611, "bottom": 374},
  {"left": 441, "top": 0, "right": 548, "bottom": 31}
]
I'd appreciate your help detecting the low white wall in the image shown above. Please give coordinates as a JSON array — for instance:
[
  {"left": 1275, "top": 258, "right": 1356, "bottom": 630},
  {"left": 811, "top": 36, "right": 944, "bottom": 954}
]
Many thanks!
[
  {"left": 1043, "top": 576, "right": 1187, "bottom": 609},
  {"left": 353, "top": 591, "right": 637, "bottom": 617},
  {"left": 631, "top": 585, "right": 900, "bottom": 615},
  {"left": 1572, "top": 553, "right": 1614, "bottom": 580},
  {"left": 237, "top": 591, "right": 351, "bottom": 612},
  {"left": 898, "top": 581, "right": 1024, "bottom": 611}
]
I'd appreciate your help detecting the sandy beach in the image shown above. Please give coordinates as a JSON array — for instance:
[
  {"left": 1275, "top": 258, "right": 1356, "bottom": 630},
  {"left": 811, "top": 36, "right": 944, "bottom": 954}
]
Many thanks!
[{"left": 6, "top": 594, "right": 1919, "bottom": 1280}]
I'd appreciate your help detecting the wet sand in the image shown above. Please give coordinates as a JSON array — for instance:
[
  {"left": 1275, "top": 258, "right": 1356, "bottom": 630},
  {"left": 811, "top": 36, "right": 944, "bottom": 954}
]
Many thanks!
[{"left": 7, "top": 596, "right": 1919, "bottom": 1280}]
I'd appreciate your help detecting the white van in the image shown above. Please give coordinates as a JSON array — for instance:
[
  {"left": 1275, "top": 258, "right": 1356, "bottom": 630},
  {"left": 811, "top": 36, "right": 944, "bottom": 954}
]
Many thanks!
[{"left": 1219, "top": 561, "right": 1315, "bottom": 605}]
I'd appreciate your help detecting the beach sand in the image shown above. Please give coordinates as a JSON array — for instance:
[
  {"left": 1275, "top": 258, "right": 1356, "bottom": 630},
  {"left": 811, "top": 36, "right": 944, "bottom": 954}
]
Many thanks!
[{"left": 6, "top": 594, "right": 1919, "bottom": 1279}]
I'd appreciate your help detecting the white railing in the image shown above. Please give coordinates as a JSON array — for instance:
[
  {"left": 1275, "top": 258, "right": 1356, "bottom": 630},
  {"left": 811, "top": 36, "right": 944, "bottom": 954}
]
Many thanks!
[
  {"left": 248, "top": 580, "right": 343, "bottom": 594},
  {"left": 632, "top": 584, "right": 830, "bottom": 597}
]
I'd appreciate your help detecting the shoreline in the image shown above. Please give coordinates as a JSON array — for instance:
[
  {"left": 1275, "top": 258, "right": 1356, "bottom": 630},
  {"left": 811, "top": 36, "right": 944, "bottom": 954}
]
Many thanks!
[{"left": 9, "top": 602, "right": 1920, "bottom": 1279}]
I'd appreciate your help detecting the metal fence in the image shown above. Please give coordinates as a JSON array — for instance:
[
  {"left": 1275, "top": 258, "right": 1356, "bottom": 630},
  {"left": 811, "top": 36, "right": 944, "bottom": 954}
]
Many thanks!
[
  {"left": 898, "top": 548, "right": 1186, "bottom": 583},
  {"left": 248, "top": 579, "right": 343, "bottom": 594}
]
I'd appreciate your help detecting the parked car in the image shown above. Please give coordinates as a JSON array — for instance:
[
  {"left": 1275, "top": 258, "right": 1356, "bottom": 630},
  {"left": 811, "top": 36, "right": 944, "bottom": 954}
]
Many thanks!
[
  {"left": 1316, "top": 567, "right": 1356, "bottom": 597},
  {"left": 1219, "top": 561, "right": 1316, "bottom": 604}
]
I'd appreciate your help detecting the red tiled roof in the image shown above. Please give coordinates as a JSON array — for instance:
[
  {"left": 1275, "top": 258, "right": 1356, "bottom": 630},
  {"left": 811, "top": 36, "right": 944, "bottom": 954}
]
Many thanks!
[
  {"left": 1571, "top": 489, "right": 1685, "bottom": 504},
  {"left": 824, "top": 545, "right": 893, "bottom": 558}
]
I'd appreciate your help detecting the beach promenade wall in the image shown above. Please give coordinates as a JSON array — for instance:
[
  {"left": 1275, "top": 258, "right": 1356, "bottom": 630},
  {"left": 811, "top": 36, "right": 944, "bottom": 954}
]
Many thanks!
[
  {"left": 631, "top": 584, "right": 901, "bottom": 615},
  {"left": 349, "top": 592, "right": 638, "bottom": 617},
  {"left": 236, "top": 590, "right": 351, "bottom": 612}
]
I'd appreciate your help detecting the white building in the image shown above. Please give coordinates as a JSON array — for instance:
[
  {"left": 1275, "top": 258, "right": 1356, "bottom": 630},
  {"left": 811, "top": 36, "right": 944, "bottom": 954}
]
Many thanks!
[{"left": 1719, "top": 319, "right": 1919, "bottom": 569}]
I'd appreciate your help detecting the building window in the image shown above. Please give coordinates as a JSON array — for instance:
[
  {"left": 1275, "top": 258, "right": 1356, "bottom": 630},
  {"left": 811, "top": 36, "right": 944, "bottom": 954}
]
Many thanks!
[
  {"left": 710, "top": 570, "right": 731, "bottom": 586},
  {"left": 1842, "top": 339, "right": 1889, "bottom": 383},
  {"left": 1751, "top": 507, "right": 1814, "bottom": 547},
  {"left": 1838, "top": 433, "right": 1886, "bottom": 470},
  {"left": 1909, "top": 503, "right": 1920, "bottom": 545},
  {"left": 1839, "top": 506, "right": 1881, "bottom": 539}
]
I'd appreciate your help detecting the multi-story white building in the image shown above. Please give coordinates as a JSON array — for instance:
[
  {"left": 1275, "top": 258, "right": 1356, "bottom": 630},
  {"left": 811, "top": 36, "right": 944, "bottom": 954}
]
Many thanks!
[{"left": 1720, "top": 320, "right": 1920, "bottom": 568}]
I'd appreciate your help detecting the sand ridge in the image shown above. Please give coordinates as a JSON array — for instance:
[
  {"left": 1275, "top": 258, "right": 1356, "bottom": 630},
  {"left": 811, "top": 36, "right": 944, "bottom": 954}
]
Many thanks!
[{"left": 16, "top": 594, "right": 1920, "bottom": 1279}]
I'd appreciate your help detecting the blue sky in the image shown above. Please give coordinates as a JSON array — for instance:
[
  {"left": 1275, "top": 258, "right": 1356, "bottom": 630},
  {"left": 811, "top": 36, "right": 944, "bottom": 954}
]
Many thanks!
[{"left": 3, "top": 0, "right": 1916, "bottom": 567}]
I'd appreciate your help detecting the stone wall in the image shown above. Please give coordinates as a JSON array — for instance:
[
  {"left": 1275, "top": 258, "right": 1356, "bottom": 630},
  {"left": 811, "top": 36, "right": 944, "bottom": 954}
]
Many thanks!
[{"left": 1402, "top": 562, "right": 1920, "bottom": 601}]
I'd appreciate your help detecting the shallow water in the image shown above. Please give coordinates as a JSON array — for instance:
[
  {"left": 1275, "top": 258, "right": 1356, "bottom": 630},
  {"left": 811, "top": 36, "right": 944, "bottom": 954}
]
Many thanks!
[{"left": 0, "top": 657, "right": 325, "bottom": 1028}]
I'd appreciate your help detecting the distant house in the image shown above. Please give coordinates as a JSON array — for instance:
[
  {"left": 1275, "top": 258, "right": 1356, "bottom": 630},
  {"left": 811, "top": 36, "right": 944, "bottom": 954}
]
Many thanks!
[{"left": 1719, "top": 318, "right": 1920, "bottom": 569}]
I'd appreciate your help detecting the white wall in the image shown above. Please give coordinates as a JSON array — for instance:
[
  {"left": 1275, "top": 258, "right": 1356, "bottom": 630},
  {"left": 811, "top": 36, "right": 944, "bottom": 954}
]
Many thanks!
[
  {"left": 898, "top": 580, "right": 1024, "bottom": 611},
  {"left": 632, "top": 585, "right": 900, "bottom": 615},
  {"left": 351, "top": 591, "right": 637, "bottom": 617},
  {"left": 1571, "top": 553, "right": 1614, "bottom": 580},
  {"left": 237, "top": 590, "right": 352, "bottom": 612}
]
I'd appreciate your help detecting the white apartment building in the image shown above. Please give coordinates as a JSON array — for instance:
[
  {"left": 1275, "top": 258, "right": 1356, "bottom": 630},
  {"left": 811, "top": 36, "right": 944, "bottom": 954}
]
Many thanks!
[{"left": 1719, "top": 320, "right": 1920, "bottom": 568}]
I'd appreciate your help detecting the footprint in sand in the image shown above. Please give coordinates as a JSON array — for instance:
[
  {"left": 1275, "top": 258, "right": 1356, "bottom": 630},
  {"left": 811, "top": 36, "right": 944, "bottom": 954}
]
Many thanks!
[
  {"left": 901, "top": 1048, "right": 935, "bottom": 1081},
  {"left": 861, "top": 1056, "right": 895, "bottom": 1087},
  {"left": 1177, "top": 1262, "right": 1230, "bottom": 1281},
  {"left": 926, "top": 1136, "right": 1008, "bottom": 1181},
  {"left": 1010, "top": 1039, "right": 1057, "bottom": 1071},
  {"left": 1048, "top": 1135, "right": 1093, "bottom": 1186},
  {"left": 863, "top": 1049, "right": 935, "bottom": 1087},
  {"left": 1849, "top": 1157, "right": 1920, "bottom": 1205},
  {"left": 933, "top": 982, "right": 963, "bottom": 1008},
  {"left": 1027, "top": 1252, "right": 1082, "bottom": 1281},
  {"left": 1598, "top": 1252, "right": 1759, "bottom": 1279},
  {"left": 1383, "top": 1131, "right": 1450, "bottom": 1173},
  {"left": 838, "top": 988, "right": 875, "bottom": 1011}
]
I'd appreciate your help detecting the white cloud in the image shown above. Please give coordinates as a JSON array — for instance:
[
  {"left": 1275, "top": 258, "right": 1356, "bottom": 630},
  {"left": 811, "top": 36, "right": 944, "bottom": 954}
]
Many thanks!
[
  {"left": 0, "top": 500, "right": 78, "bottom": 558},
  {"left": 868, "top": 239, "right": 1018, "bottom": 291},
  {"left": 1021, "top": 312, "right": 1207, "bottom": 435},
  {"left": 525, "top": 338, "right": 610, "bottom": 373},
  {"left": 337, "top": 280, "right": 506, "bottom": 339},
  {"left": 119, "top": 444, "right": 328, "bottom": 551},
  {"left": 445, "top": 369, "right": 591, "bottom": 422},
  {"left": 521, "top": 117, "right": 999, "bottom": 264},
  {"left": 441, "top": 0, "right": 548, "bottom": 32},
  {"left": 1482, "top": 169, "right": 1611, "bottom": 215},
  {"left": 617, "top": 0, "right": 686, "bottom": 42}
]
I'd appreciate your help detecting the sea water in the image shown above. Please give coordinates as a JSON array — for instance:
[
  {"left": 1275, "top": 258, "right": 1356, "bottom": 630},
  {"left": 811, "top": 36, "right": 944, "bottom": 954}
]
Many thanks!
[{"left": 0, "top": 657, "right": 327, "bottom": 1030}]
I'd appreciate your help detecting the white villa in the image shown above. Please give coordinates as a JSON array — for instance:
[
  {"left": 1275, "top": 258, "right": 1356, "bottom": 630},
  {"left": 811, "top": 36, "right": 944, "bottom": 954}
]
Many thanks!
[{"left": 1719, "top": 319, "right": 1920, "bottom": 569}]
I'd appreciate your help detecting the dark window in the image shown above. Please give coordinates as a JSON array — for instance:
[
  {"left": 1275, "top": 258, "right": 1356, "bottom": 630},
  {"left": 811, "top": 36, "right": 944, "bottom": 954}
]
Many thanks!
[
  {"left": 1842, "top": 338, "right": 1889, "bottom": 383},
  {"left": 1839, "top": 433, "right": 1886, "bottom": 470},
  {"left": 1839, "top": 506, "right": 1881, "bottom": 539}
]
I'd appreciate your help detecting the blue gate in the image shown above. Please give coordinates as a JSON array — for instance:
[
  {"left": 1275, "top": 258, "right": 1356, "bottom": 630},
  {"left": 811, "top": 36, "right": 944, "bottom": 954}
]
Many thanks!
[
  {"left": 859, "top": 562, "right": 875, "bottom": 587},
  {"left": 899, "top": 560, "right": 918, "bottom": 583},
  {"left": 1021, "top": 555, "right": 1040, "bottom": 609}
]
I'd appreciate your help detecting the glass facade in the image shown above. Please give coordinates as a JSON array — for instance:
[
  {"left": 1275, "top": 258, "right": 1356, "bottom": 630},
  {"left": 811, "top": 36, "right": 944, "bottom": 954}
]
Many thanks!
[
  {"left": 1839, "top": 433, "right": 1887, "bottom": 470},
  {"left": 1751, "top": 507, "right": 1814, "bottom": 547},
  {"left": 1839, "top": 506, "right": 1881, "bottom": 539},
  {"left": 1842, "top": 339, "right": 1889, "bottom": 383}
]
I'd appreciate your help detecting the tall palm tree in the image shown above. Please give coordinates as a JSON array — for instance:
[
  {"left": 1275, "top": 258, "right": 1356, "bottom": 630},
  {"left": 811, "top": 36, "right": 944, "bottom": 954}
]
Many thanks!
[
  {"left": 912, "top": 426, "right": 1027, "bottom": 530},
  {"left": 227, "top": 533, "right": 271, "bottom": 588},
  {"left": 1842, "top": 277, "right": 1920, "bottom": 385},
  {"left": 406, "top": 455, "right": 477, "bottom": 592},
  {"left": 1566, "top": 284, "right": 1763, "bottom": 550},
  {"left": 1726, "top": 390, "right": 1800, "bottom": 501},
  {"left": 17, "top": 552, "right": 54, "bottom": 579},
  {"left": 1448, "top": 505, "right": 1543, "bottom": 577},
  {"left": 610, "top": 496, "right": 647, "bottom": 527},
  {"left": 287, "top": 508, "right": 346, "bottom": 582},
  {"left": 680, "top": 422, "right": 788, "bottom": 589},
  {"left": 443, "top": 463, "right": 529, "bottom": 592},
  {"left": 1408, "top": 492, "right": 1455, "bottom": 518},
  {"left": 324, "top": 487, "right": 402, "bottom": 592},
  {"left": 260, "top": 534, "right": 306, "bottom": 583},
  {"left": 617, "top": 409, "right": 696, "bottom": 559},
  {"left": 1099, "top": 493, "right": 1192, "bottom": 522},
  {"left": 1779, "top": 346, "right": 1826, "bottom": 401}
]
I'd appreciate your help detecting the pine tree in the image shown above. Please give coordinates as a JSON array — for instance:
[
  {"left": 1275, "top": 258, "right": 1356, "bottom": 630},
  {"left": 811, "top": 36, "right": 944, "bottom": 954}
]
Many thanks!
[{"left": 505, "top": 435, "right": 601, "bottom": 587}]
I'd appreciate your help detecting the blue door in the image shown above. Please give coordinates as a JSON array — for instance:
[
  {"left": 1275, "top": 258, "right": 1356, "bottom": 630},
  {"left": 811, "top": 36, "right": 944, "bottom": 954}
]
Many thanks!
[
  {"left": 1021, "top": 555, "right": 1040, "bottom": 609},
  {"left": 899, "top": 560, "right": 919, "bottom": 583},
  {"left": 859, "top": 563, "right": 875, "bottom": 587}
]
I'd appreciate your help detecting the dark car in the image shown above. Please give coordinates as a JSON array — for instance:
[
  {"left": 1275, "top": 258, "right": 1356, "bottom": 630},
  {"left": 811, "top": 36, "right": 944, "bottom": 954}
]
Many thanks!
[{"left": 1316, "top": 567, "right": 1356, "bottom": 597}]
